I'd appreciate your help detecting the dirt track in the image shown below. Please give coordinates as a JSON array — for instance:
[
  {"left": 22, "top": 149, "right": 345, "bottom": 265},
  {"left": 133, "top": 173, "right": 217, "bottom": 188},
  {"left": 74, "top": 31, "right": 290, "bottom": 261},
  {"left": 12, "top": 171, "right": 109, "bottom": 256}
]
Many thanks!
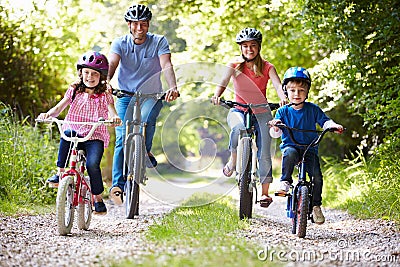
[{"left": 0, "top": 177, "right": 399, "bottom": 267}]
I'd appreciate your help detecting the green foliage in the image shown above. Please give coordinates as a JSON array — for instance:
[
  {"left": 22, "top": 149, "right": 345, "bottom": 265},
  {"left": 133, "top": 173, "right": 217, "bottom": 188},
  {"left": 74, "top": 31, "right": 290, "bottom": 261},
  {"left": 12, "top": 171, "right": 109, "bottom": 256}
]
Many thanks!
[
  {"left": 0, "top": 102, "right": 58, "bottom": 213},
  {"left": 155, "top": 0, "right": 321, "bottom": 72},
  {"left": 301, "top": 0, "right": 400, "bottom": 145},
  {"left": 322, "top": 138, "right": 400, "bottom": 223},
  {"left": 113, "top": 193, "right": 278, "bottom": 267},
  {"left": 0, "top": 0, "right": 124, "bottom": 118}
]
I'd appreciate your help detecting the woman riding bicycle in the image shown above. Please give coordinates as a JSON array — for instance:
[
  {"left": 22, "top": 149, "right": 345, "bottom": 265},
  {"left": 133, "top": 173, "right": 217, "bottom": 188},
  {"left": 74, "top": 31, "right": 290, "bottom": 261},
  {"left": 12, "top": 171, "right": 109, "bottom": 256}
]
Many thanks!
[
  {"left": 37, "top": 51, "right": 121, "bottom": 214},
  {"left": 211, "top": 28, "right": 286, "bottom": 207},
  {"left": 269, "top": 67, "right": 344, "bottom": 223}
]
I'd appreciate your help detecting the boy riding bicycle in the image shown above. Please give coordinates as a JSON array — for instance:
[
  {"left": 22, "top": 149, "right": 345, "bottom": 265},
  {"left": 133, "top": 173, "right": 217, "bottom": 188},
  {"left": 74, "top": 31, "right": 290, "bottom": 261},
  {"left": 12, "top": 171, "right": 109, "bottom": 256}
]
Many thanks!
[{"left": 269, "top": 67, "right": 344, "bottom": 224}]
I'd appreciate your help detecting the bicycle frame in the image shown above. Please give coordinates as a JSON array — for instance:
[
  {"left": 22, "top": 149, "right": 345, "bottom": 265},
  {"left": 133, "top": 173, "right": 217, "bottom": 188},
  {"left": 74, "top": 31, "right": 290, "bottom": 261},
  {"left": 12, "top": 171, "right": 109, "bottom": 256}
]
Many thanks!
[
  {"left": 113, "top": 89, "right": 167, "bottom": 219},
  {"left": 274, "top": 122, "right": 342, "bottom": 237},
  {"left": 219, "top": 99, "right": 279, "bottom": 219},
  {"left": 52, "top": 119, "right": 110, "bottom": 204},
  {"left": 36, "top": 117, "right": 113, "bottom": 235}
]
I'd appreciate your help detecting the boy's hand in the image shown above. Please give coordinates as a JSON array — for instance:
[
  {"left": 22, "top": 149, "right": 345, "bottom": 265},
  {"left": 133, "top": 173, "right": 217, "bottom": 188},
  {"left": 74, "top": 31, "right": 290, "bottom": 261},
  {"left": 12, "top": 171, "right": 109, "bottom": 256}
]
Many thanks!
[
  {"left": 334, "top": 125, "right": 345, "bottom": 134},
  {"left": 268, "top": 119, "right": 282, "bottom": 127}
]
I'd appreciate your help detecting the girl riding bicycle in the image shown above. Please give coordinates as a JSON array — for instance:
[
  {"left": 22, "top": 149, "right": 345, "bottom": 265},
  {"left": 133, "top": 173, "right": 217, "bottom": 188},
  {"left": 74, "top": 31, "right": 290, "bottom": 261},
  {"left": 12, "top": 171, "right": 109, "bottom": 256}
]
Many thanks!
[
  {"left": 37, "top": 51, "right": 121, "bottom": 214},
  {"left": 269, "top": 67, "right": 344, "bottom": 224},
  {"left": 212, "top": 28, "right": 287, "bottom": 207}
]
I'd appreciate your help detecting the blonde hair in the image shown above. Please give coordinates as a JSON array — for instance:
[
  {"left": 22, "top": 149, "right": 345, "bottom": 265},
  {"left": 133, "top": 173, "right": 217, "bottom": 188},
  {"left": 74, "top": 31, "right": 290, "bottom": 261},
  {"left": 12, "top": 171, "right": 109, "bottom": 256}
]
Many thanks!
[{"left": 235, "top": 54, "right": 264, "bottom": 77}]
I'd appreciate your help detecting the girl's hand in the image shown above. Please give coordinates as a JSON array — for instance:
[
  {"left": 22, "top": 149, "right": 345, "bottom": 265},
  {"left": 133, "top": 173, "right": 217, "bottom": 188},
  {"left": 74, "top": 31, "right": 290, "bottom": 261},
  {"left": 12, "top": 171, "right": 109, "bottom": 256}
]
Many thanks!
[
  {"left": 37, "top": 113, "right": 50, "bottom": 120},
  {"left": 110, "top": 116, "right": 122, "bottom": 127}
]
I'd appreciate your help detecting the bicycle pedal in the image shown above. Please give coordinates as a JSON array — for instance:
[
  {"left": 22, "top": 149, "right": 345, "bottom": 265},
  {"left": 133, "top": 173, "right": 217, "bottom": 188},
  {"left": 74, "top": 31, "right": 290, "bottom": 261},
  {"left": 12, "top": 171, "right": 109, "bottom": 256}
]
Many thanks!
[{"left": 274, "top": 192, "right": 291, "bottom": 197}]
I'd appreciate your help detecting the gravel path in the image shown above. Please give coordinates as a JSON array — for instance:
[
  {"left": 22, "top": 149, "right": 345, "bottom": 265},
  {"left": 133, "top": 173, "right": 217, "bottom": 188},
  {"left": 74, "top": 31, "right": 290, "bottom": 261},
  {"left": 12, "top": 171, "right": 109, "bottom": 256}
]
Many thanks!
[
  {"left": 0, "top": 193, "right": 173, "bottom": 267},
  {"left": 241, "top": 197, "right": 400, "bottom": 266},
  {"left": 0, "top": 179, "right": 399, "bottom": 267}
]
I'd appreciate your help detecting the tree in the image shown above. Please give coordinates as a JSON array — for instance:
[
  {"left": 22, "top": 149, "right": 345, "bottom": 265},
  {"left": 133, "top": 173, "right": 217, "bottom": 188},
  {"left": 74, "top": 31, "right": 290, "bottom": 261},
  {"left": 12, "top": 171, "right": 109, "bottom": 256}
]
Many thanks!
[{"left": 301, "top": 0, "right": 400, "bottom": 145}]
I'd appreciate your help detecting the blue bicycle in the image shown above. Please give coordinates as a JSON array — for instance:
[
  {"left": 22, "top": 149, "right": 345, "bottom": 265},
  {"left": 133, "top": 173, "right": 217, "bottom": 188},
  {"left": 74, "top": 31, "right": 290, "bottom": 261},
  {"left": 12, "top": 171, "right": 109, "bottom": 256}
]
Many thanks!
[{"left": 273, "top": 123, "right": 343, "bottom": 237}]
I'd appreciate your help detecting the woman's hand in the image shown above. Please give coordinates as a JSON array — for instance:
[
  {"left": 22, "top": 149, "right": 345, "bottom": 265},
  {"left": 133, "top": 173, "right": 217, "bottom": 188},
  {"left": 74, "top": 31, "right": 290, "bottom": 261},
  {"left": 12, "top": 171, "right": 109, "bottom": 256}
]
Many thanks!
[
  {"left": 279, "top": 98, "right": 288, "bottom": 107},
  {"left": 211, "top": 95, "right": 221, "bottom": 105}
]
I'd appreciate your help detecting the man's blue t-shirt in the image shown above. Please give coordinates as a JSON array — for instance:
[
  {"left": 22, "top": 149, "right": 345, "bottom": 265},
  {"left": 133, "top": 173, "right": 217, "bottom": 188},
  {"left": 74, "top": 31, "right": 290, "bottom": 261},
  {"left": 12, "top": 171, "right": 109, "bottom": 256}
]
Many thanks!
[
  {"left": 275, "top": 102, "right": 331, "bottom": 153},
  {"left": 110, "top": 32, "right": 170, "bottom": 93}
]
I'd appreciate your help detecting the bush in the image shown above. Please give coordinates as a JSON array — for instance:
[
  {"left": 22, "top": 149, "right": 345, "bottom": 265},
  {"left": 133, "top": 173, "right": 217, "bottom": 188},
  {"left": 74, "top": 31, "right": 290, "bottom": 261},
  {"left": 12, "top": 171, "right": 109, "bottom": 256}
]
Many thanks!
[
  {"left": 0, "top": 102, "right": 57, "bottom": 213},
  {"left": 322, "top": 139, "right": 400, "bottom": 223}
]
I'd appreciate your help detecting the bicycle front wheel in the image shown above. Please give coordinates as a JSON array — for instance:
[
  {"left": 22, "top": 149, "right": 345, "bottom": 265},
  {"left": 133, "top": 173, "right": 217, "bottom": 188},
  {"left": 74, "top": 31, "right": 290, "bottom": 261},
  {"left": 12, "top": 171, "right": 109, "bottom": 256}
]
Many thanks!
[
  {"left": 77, "top": 179, "right": 92, "bottom": 230},
  {"left": 295, "top": 185, "right": 309, "bottom": 238},
  {"left": 239, "top": 138, "right": 253, "bottom": 220},
  {"left": 56, "top": 175, "right": 75, "bottom": 235},
  {"left": 125, "top": 134, "right": 143, "bottom": 219}
]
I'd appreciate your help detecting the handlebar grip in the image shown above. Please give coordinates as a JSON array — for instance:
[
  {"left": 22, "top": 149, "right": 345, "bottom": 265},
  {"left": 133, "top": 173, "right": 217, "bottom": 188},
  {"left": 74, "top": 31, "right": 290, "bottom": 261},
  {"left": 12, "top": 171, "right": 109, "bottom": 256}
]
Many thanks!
[{"left": 268, "top": 103, "right": 280, "bottom": 111}]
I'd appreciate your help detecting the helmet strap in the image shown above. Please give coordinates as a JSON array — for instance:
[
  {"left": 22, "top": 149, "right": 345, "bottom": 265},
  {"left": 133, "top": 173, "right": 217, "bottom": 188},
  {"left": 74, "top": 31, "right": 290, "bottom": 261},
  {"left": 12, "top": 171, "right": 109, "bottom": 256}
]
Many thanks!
[{"left": 242, "top": 54, "right": 257, "bottom": 62}]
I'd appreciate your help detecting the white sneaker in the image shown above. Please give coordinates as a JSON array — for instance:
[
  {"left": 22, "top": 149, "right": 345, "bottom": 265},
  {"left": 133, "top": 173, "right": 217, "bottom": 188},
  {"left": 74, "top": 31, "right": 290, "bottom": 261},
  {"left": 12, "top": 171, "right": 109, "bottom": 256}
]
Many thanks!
[
  {"left": 312, "top": 206, "right": 325, "bottom": 224},
  {"left": 278, "top": 181, "right": 291, "bottom": 193}
]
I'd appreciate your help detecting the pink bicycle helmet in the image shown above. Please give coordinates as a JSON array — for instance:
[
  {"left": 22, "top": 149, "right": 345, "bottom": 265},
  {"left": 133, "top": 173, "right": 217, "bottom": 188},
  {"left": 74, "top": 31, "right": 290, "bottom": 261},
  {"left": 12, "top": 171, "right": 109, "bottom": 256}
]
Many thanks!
[{"left": 76, "top": 51, "right": 109, "bottom": 76}]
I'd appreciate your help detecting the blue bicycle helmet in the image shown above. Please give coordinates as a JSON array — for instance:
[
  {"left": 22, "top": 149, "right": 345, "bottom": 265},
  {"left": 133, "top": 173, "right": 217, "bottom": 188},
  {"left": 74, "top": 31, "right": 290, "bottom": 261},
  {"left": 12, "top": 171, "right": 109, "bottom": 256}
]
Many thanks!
[{"left": 282, "top": 67, "right": 311, "bottom": 87}]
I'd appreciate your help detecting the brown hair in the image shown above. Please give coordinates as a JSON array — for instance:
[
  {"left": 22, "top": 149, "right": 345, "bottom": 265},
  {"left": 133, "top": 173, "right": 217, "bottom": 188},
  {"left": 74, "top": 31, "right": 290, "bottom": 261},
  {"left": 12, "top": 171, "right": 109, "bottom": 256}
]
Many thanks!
[
  {"left": 286, "top": 79, "right": 311, "bottom": 91},
  {"left": 70, "top": 70, "right": 107, "bottom": 102}
]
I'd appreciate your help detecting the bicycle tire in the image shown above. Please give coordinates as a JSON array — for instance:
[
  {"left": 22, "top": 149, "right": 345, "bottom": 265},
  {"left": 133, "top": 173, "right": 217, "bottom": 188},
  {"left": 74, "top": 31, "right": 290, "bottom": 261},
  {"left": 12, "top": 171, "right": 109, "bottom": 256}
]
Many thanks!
[
  {"left": 56, "top": 175, "right": 75, "bottom": 235},
  {"left": 125, "top": 134, "right": 143, "bottom": 219},
  {"left": 239, "top": 137, "right": 253, "bottom": 220},
  {"left": 77, "top": 181, "right": 92, "bottom": 230},
  {"left": 296, "top": 186, "right": 309, "bottom": 238}
]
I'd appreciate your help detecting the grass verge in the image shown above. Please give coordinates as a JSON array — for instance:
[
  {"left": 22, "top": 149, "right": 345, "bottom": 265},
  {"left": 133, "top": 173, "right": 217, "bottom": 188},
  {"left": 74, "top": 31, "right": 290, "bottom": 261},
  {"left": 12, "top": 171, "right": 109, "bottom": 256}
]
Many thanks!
[{"left": 113, "top": 193, "right": 280, "bottom": 267}]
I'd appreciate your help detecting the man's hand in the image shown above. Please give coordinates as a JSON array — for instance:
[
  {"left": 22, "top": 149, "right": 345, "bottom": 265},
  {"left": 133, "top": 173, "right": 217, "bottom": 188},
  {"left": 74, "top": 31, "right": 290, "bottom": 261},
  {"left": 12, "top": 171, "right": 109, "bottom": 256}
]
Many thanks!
[
  {"left": 165, "top": 88, "right": 179, "bottom": 102},
  {"left": 105, "top": 82, "right": 113, "bottom": 94}
]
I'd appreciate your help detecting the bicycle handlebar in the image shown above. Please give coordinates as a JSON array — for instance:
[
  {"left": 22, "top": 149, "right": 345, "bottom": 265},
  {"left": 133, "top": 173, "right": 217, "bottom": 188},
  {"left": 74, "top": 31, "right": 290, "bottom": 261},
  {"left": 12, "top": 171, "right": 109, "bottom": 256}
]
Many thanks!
[
  {"left": 273, "top": 122, "right": 343, "bottom": 147},
  {"left": 112, "top": 89, "right": 180, "bottom": 100},
  {"left": 35, "top": 118, "right": 114, "bottom": 143},
  {"left": 219, "top": 98, "right": 280, "bottom": 111}
]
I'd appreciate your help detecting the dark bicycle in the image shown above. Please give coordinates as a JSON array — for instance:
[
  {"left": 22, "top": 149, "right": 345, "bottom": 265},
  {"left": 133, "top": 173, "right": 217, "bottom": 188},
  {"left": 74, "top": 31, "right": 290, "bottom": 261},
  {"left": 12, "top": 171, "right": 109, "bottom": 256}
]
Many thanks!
[
  {"left": 218, "top": 99, "right": 279, "bottom": 219},
  {"left": 273, "top": 123, "right": 343, "bottom": 237},
  {"left": 113, "top": 89, "right": 169, "bottom": 219}
]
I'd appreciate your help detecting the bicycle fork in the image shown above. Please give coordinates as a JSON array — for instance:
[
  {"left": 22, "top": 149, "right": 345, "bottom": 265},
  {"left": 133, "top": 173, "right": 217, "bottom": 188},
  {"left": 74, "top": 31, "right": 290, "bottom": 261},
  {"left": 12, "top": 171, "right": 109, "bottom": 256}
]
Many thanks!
[{"left": 236, "top": 136, "right": 258, "bottom": 198}]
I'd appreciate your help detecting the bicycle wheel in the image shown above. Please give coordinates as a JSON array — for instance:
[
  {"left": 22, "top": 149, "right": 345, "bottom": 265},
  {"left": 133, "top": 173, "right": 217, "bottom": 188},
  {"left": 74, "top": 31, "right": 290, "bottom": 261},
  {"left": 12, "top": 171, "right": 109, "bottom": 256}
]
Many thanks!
[
  {"left": 239, "top": 137, "right": 253, "bottom": 220},
  {"left": 56, "top": 175, "right": 75, "bottom": 235},
  {"left": 125, "top": 134, "right": 143, "bottom": 219},
  {"left": 295, "top": 185, "right": 309, "bottom": 238},
  {"left": 77, "top": 179, "right": 92, "bottom": 230}
]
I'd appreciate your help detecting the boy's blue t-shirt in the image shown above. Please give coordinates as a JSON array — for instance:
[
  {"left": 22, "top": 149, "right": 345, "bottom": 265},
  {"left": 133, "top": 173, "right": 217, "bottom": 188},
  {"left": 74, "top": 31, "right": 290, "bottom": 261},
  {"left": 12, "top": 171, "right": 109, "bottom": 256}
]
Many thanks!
[
  {"left": 110, "top": 32, "right": 171, "bottom": 93},
  {"left": 275, "top": 102, "right": 331, "bottom": 153}
]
